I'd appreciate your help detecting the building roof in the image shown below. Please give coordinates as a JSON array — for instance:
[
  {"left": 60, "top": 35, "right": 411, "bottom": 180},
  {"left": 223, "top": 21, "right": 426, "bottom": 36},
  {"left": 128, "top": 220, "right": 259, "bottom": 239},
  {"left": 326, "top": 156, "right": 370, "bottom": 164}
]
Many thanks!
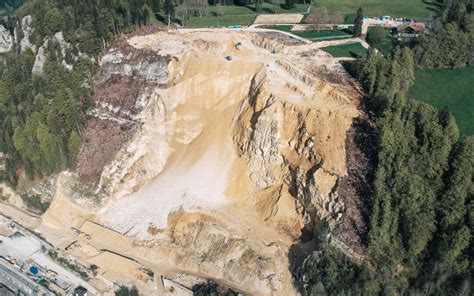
[
  {"left": 0, "top": 284, "right": 15, "bottom": 296},
  {"left": 73, "top": 286, "right": 88, "bottom": 296},
  {"left": 396, "top": 22, "right": 426, "bottom": 33}
]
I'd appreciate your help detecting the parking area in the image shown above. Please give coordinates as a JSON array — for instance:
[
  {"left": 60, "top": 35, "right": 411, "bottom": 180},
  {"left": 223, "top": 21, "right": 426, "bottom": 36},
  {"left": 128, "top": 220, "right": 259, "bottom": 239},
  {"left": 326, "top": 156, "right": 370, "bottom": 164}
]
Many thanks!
[{"left": 0, "top": 215, "right": 96, "bottom": 295}]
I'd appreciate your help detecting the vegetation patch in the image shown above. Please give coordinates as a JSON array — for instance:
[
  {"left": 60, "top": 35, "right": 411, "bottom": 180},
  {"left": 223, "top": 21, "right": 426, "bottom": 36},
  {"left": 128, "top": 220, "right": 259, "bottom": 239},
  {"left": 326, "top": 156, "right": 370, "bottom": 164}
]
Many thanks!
[
  {"left": 115, "top": 285, "right": 139, "bottom": 296},
  {"left": 312, "top": 0, "right": 436, "bottom": 20},
  {"left": 269, "top": 24, "right": 353, "bottom": 40},
  {"left": 408, "top": 67, "right": 474, "bottom": 135},
  {"left": 321, "top": 42, "right": 367, "bottom": 57},
  {"left": 20, "top": 193, "right": 50, "bottom": 214},
  {"left": 48, "top": 249, "right": 90, "bottom": 281}
]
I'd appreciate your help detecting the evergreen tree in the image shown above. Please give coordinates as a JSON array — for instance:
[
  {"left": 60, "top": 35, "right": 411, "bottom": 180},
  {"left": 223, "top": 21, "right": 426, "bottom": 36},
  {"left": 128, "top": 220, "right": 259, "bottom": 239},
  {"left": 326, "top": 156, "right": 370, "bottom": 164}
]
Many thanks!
[
  {"left": 164, "top": 0, "right": 175, "bottom": 26},
  {"left": 151, "top": 0, "right": 161, "bottom": 15},
  {"left": 68, "top": 131, "right": 81, "bottom": 156},
  {"left": 44, "top": 8, "right": 64, "bottom": 35},
  {"left": 285, "top": 0, "right": 295, "bottom": 10},
  {"left": 353, "top": 7, "right": 363, "bottom": 37},
  {"left": 255, "top": 0, "right": 262, "bottom": 13}
]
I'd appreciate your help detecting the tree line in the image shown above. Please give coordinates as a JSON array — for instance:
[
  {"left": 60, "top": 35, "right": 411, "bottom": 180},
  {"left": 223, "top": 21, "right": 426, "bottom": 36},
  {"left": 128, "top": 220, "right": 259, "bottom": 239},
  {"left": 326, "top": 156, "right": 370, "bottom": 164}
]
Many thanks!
[
  {"left": 414, "top": 0, "right": 473, "bottom": 67},
  {"left": 297, "top": 1, "right": 473, "bottom": 294},
  {"left": 297, "top": 45, "right": 473, "bottom": 296}
]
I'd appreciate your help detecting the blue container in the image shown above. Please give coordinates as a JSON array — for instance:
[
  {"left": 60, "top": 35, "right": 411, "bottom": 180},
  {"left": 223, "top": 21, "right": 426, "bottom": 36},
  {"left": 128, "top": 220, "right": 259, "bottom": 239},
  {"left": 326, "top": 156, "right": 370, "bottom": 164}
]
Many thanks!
[{"left": 29, "top": 266, "right": 39, "bottom": 275}]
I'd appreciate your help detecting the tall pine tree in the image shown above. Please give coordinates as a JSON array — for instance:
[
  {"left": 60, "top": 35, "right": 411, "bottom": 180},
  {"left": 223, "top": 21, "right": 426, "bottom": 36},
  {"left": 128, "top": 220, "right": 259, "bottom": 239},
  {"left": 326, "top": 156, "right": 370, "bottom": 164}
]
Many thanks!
[{"left": 353, "top": 7, "right": 363, "bottom": 37}]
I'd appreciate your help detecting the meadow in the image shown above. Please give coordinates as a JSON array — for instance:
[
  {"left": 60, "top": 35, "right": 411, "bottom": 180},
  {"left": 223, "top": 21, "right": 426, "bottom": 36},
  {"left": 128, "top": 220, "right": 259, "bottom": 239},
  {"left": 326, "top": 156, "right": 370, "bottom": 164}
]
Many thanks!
[
  {"left": 269, "top": 25, "right": 353, "bottom": 40},
  {"left": 408, "top": 67, "right": 474, "bottom": 135},
  {"left": 311, "top": 0, "right": 438, "bottom": 20},
  {"left": 320, "top": 42, "right": 368, "bottom": 58},
  {"left": 178, "top": 2, "right": 310, "bottom": 27}
]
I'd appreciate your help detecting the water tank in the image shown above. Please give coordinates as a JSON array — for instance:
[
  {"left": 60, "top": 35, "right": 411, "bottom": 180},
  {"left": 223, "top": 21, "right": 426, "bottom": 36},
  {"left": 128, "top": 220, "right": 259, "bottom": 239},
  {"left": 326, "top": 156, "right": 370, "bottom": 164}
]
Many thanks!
[{"left": 29, "top": 266, "right": 39, "bottom": 275}]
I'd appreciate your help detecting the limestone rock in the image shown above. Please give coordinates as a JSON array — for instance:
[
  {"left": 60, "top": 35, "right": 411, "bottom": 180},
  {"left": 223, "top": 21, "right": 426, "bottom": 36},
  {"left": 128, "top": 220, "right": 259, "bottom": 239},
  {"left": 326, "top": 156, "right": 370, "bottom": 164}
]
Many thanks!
[
  {"left": 0, "top": 25, "right": 13, "bottom": 53},
  {"left": 32, "top": 31, "right": 73, "bottom": 75},
  {"left": 15, "top": 15, "right": 36, "bottom": 52}
]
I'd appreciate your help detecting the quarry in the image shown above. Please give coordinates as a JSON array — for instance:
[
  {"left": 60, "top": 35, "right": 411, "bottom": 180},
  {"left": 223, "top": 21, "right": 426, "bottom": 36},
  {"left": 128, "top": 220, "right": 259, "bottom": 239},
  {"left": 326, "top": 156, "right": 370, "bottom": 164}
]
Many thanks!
[{"left": 1, "top": 28, "right": 370, "bottom": 295}]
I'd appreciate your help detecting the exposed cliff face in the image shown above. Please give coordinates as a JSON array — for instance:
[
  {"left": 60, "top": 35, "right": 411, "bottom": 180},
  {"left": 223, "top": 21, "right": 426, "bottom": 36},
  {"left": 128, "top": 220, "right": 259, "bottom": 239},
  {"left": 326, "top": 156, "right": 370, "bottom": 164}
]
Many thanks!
[
  {"left": 40, "top": 30, "right": 363, "bottom": 295},
  {"left": 0, "top": 25, "right": 13, "bottom": 54},
  {"left": 77, "top": 36, "right": 169, "bottom": 182},
  {"left": 14, "top": 15, "right": 35, "bottom": 52}
]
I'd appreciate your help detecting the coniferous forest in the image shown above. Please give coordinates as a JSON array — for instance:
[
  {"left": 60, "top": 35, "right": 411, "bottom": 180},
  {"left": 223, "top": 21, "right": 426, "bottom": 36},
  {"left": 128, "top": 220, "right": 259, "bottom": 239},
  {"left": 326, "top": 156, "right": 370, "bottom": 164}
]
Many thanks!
[
  {"left": 296, "top": 1, "right": 473, "bottom": 294},
  {"left": 0, "top": 0, "right": 160, "bottom": 185}
]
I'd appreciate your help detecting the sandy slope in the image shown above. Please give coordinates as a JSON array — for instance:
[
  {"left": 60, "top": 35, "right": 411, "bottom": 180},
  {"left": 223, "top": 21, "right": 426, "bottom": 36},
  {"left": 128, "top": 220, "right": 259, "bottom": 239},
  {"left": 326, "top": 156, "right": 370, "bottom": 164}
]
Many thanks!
[{"left": 6, "top": 30, "right": 362, "bottom": 295}]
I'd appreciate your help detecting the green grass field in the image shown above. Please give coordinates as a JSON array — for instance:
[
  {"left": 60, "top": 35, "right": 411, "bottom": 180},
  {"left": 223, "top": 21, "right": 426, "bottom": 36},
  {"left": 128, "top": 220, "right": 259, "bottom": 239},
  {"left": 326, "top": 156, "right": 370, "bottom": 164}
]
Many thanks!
[
  {"left": 312, "top": 0, "right": 438, "bottom": 20},
  {"left": 185, "top": 14, "right": 256, "bottom": 27},
  {"left": 179, "top": 2, "right": 310, "bottom": 28},
  {"left": 321, "top": 42, "right": 368, "bottom": 57},
  {"left": 408, "top": 67, "right": 474, "bottom": 135},
  {"left": 270, "top": 25, "right": 353, "bottom": 40}
]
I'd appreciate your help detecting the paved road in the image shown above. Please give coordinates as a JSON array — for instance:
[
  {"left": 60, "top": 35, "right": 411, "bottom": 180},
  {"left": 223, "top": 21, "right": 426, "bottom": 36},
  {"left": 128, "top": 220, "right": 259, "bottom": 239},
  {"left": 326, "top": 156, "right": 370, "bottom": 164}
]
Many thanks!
[{"left": 0, "top": 215, "right": 98, "bottom": 294}]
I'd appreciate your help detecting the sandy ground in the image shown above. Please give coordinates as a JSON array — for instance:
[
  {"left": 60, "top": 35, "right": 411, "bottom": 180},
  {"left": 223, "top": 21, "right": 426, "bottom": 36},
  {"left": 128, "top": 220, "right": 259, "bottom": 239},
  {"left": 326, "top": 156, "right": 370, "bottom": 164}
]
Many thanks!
[
  {"left": 2, "top": 29, "right": 362, "bottom": 295},
  {"left": 0, "top": 183, "right": 25, "bottom": 208},
  {"left": 0, "top": 201, "right": 42, "bottom": 229},
  {"left": 253, "top": 14, "right": 304, "bottom": 24}
]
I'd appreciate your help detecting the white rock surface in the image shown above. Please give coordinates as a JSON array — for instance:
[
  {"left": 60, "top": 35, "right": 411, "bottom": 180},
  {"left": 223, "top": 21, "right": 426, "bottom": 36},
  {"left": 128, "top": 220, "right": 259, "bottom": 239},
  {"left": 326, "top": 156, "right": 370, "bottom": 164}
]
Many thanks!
[
  {"left": 32, "top": 31, "right": 73, "bottom": 75},
  {"left": 0, "top": 25, "right": 13, "bottom": 53},
  {"left": 15, "top": 15, "right": 36, "bottom": 52}
]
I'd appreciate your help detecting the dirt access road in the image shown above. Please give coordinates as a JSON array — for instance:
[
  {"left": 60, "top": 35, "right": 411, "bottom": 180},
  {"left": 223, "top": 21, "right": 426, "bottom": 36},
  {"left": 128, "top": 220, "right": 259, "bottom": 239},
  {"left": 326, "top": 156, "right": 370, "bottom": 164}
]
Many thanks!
[{"left": 178, "top": 27, "right": 371, "bottom": 51}]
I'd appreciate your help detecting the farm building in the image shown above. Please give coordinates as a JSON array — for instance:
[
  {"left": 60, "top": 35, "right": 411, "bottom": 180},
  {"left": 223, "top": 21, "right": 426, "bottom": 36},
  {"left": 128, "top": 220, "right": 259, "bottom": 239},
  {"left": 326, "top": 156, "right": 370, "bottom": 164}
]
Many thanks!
[{"left": 393, "top": 22, "right": 427, "bottom": 38}]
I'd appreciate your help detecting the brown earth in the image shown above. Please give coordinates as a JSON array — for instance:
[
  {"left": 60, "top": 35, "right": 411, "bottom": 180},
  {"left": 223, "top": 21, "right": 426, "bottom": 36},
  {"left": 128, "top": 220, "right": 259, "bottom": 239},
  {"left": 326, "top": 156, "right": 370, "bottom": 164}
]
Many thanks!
[
  {"left": 334, "top": 116, "right": 377, "bottom": 256},
  {"left": 303, "top": 13, "right": 344, "bottom": 24},
  {"left": 76, "top": 35, "right": 170, "bottom": 183},
  {"left": 253, "top": 14, "right": 304, "bottom": 24},
  {"left": 77, "top": 118, "right": 134, "bottom": 182}
]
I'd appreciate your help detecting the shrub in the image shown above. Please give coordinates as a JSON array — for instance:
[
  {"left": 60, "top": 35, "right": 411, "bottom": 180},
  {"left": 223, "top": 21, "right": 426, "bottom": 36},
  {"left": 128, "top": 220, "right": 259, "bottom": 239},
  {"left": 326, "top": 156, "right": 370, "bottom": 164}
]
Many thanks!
[
  {"left": 285, "top": 0, "right": 295, "bottom": 9},
  {"left": 20, "top": 193, "right": 50, "bottom": 214},
  {"left": 366, "top": 26, "right": 387, "bottom": 46}
]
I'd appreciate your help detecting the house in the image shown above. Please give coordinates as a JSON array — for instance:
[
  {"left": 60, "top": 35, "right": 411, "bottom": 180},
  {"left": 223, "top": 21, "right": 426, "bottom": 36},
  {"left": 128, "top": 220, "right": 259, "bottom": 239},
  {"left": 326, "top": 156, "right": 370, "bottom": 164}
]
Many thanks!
[{"left": 393, "top": 22, "right": 427, "bottom": 38}]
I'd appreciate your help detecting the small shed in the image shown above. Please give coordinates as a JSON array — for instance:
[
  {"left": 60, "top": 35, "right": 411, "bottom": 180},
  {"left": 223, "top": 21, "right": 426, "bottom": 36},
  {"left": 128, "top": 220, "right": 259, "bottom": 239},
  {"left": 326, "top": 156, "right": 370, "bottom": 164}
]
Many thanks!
[{"left": 73, "top": 286, "right": 88, "bottom": 296}]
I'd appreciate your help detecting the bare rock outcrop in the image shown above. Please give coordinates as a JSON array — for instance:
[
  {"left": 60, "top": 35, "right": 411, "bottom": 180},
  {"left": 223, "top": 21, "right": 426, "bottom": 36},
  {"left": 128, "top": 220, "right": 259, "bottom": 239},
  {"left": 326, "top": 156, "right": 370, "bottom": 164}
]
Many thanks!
[
  {"left": 77, "top": 37, "right": 169, "bottom": 183},
  {"left": 0, "top": 25, "right": 13, "bottom": 53},
  {"left": 14, "top": 15, "right": 35, "bottom": 52}
]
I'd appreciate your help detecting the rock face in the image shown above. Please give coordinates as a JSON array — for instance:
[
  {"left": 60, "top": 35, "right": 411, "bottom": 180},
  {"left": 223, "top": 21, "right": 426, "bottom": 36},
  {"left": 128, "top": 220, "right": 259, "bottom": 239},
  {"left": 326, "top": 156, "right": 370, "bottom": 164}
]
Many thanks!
[
  {"left": 67, "top": 30, "right": 362, "bottom": 295},
  {"left": 32, "top": 31, "right": 76, "bottom": 75},
  {"left": 0, "top": 25, "right": 13, "bottom": 53},
  {"left": 77, "top": 36, "right": 169, "bottom": 182},
  {"left": 14, "top": 15, "right": 35, "bottom": 52}
]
